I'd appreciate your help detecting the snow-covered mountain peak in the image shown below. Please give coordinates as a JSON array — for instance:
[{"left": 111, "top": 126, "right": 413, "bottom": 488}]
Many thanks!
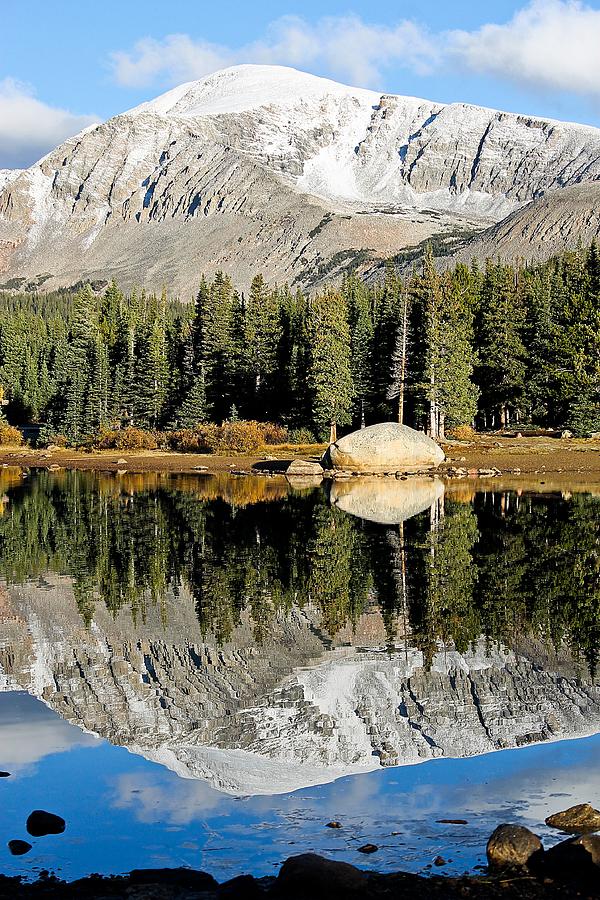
[
  {"left": 3, "top": 64, "right": 600, "bottom": 294},
  {"left": 128, "top": 64, "right": 380, "bottom": 119}
]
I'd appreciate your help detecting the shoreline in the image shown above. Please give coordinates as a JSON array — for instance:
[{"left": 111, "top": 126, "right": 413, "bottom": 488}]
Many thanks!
[
  {"left": 0, "top": 851, "right": 595, "bottom": 899},
  {"left": 0, "top": 435, "right": 598, "bottom": 486}
]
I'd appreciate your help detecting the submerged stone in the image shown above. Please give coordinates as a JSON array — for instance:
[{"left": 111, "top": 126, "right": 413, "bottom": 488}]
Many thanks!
[
  {"left": 357, "top": 844, "right": 378, "bottom": 854},
  {"left": 324, "top": 423, "right": 445, "bottom": 473},
  {"left": 286, "top": 459, "right": 324, "bottom": 477},
  {"left": 8, "top": 840, "right": 32, "bottom": 856}
]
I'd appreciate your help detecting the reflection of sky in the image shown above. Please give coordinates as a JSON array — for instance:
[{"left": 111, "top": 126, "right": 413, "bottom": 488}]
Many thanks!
[
  {"left": 0, "top": 691, "right": 98, "bottom": 773},
  {"left": 1, "top": 690, "right": 600, "bottom": 882}
]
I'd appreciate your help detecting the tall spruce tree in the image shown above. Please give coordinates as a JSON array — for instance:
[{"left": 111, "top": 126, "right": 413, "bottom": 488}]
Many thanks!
[
  {"left": 345, "top": 274, "right": 374, "bottom": 427},
  {"left": 474, "top": 261, "right": 527, "bottom": 428},
  {"left": 61, "top": 285, "right": 97, "bottom": 440},
  {"left": 307, "top": 288, "right": 355, "bottom": 442},
  {"left": 243, "top": 274, "right": 283, "bottom": 419}
]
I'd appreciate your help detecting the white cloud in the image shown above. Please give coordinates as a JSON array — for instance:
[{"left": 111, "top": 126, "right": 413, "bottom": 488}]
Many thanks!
[
  {"left": 109, "top": 15, "right": 438, "bottom": 91},
  {"left": 110, "top": 3, "right": 600, "bottom": 107},
  {"left": 450, "top": 0, "right": 600, "bottom": 100},
  {"left": 111, "top": 35, "right": 232, "bottom": 89},
  {"left": 0, "top": 78, "right": 98, "bottom": 169}
]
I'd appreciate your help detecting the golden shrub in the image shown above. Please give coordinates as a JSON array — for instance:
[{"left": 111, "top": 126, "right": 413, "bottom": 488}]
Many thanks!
[
  {"left": 445, "top": 424, "right": 477, "bottom": 441},
  {"left": 0, "top": 420, "right": 24, "bottom": 446},
  {"left": 93, "top": 427, "right": 159, "bottom": 451}
]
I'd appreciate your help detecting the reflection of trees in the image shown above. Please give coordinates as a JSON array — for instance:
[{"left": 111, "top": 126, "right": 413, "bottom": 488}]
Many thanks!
[
  {"left": 410, "top": 500, "right": 480, "bottom": 663},
  {"left": 308, "top": 505, "right": 372, "bottom": 635},
  {"left": 474, "top": 492, "right": 600, "bottom": 676},
  {"left": 0, "top": 473, "right": 597, "bottom": 673}
]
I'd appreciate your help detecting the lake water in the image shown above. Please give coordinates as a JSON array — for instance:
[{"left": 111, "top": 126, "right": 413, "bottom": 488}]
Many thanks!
[{"left": 0, "top": 470, "right": 598, "bottom": 882}]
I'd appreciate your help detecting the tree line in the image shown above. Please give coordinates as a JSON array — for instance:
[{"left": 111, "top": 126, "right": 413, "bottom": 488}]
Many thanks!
[{"left": 0, "top": 242, "right": 599, "bottom": 442}]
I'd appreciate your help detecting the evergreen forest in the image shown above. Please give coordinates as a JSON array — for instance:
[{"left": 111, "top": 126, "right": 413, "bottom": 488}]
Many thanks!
[{"left": 0, "top": 242, "right": 599, "bottom": 443}]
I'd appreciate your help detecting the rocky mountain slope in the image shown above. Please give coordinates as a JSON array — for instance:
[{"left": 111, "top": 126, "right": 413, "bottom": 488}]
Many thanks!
[
  {"left": 1, "top": 65, "right": 600, "bottom": 294},
  {"left": 1, "top": 577, "right": 599, "bottom": 795},
  {"left": 454, "top": 180, "right": 600, "bottom": 264}
]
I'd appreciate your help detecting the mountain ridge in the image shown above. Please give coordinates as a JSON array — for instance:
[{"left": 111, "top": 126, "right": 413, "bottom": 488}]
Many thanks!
[{"left": 2, "top": 64, "right": 600, "bottom": 294}]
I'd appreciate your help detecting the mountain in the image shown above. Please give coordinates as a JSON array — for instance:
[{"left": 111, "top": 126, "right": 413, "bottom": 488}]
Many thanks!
[
  {"left": 1, "top": 64, "right": 600, "bottom": 294},
  {"left": 2, "top": 577, "right": 599, "bottom": 796},
  {"left": 454, "top": 180, "right": 600, "bottom": 264}
]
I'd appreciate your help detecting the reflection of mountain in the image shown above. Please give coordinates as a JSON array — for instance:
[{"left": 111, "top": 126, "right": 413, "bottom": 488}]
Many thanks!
[
  {"left": 330, "top": 477, "right": 444, "bottom": 524},
  {"left": 1, "top": 579, "right": 599, "bottom": 796}
]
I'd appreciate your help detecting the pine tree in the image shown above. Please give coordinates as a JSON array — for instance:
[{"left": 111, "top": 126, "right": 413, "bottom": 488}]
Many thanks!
[
  {"left": 201, "top": 272, "right": 236, "bottom": 421},
  {"left": 307, "top": 289, "right": 355, "bottom": 442},
  {"left": 134, "top": 312, "right": 169, "bottom": 428},
  {"left": 243, "top": 274, "right": 282, "bottom": 419},
  {"left": 474, "top": 261, "right": 527, "bottom": 428},
  {"left": 436, "top": 268, "right": 479, "bottom": 432},
  {"left": 387, "top": 287, "right": 410, "bottom": 424},
  {"left": 371, "top": 262, "right": 401, "bottom": 419},
  {"left": 345, "top": 274, "right": 374, "bottom": 427},
  {"left": 176, "top": 372, "right": 207, "bottom": 427},
  {"left": 61, "top": 285, "right": 97, "bottom": 440}
]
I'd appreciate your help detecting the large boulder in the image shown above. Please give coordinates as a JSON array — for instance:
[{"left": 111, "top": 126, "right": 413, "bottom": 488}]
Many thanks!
[
  {"left": 545, "top": 803, "right": 600, "bottom": 834},
  {"left": 486, "top": 824, "right": 544, "bottom": 870},
  {"left": 330, "top": 477, "right": 444, "bottom": 524},
  {"left": 324, "top": 423, "right": 444, "bottom": 473}
]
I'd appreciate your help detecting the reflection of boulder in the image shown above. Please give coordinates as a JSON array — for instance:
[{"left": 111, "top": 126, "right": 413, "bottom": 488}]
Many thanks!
[
  {"left": 325, "top": 423, "right": 445, "bottom": 473},
  {"left": 330, "top": 477, "right": 444, "bottom": 524}
]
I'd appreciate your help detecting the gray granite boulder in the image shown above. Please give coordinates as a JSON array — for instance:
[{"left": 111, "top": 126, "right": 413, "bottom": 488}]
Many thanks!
[
  {"left": 324, "top": 423, "right": 444, "bottom": 473},
  {"left": 286, "top": 459, "right": 324, "bottom": 476}
]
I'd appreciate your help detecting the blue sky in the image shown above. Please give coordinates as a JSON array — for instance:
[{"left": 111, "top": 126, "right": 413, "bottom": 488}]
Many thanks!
[{"left": 2, "top": 0, "right": 600, "bottom": 167}]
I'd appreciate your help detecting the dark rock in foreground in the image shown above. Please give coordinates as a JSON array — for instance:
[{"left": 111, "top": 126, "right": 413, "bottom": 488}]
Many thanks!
[
  {"left": 129, "top": 868, "right": 218, "bottom": 890},
  {"left": 545, "top": 833, "right": 600, "bottom": 881},
  {"left": 275, "top": 854, "right": 368, "bottom": 899},
  {"left": 545, "top": 802, "right": 600, "bottom": 834},
  {"left": 26, "top": 810, "right": 65, "bottom": 837},
  {"left": 486, "top": 824, "right": 544, "bottom": 870}
]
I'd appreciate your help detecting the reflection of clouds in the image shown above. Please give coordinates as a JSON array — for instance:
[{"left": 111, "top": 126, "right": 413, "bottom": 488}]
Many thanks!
[
  {"left": 444, "top": 739, "right": 600, "bottom": 831},
  {"left": 0, "top": 691, "right": 98, "bottom": 773},
  {"left": 110, "top": 771, "right": 228, "bottom": 825}
]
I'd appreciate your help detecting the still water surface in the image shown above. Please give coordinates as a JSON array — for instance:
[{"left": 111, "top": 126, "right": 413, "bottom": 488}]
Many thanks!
[{"left": 0, "top": 471, "right": 598, "bottom": 881}]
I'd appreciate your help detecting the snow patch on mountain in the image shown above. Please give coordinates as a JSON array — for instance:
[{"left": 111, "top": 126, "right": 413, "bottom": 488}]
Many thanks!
[{"left": 0, "top": 169, "right": 20, "bottom": 192}]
